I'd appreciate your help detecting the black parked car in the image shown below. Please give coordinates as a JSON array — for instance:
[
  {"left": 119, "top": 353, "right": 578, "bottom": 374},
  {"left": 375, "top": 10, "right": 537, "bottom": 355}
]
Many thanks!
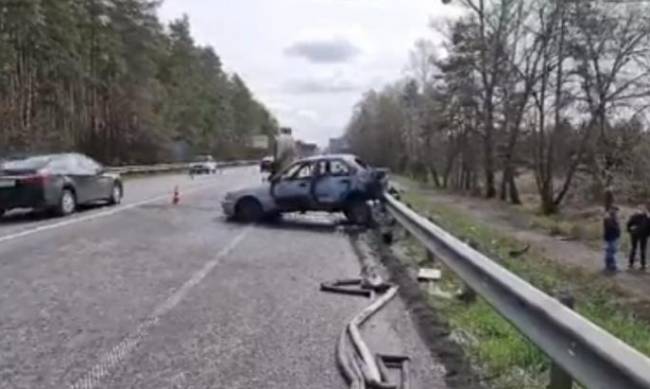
[{"left": 0, "top": 153, "right": 123, "bottom": 217}]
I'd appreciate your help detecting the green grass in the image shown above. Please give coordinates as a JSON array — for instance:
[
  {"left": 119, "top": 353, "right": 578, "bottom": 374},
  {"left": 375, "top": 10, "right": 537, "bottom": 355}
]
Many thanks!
[{"left": 399, "top": 191, "right": 650, "bottom": 389}]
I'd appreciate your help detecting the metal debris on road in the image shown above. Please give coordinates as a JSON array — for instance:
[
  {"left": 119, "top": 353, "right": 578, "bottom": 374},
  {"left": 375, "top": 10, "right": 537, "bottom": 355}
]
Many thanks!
[{"left": 321, "top": 277, "right": 410, "bottom": 389}]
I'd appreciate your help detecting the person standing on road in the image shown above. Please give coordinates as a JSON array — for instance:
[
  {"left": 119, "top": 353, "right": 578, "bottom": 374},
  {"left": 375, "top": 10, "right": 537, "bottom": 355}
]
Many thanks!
[
  {"left": 603, "top": 206, "right": 621, "bottom": 272},
  {"left": 272, "top": 127, "right": 296, "bottom": 176},
  {"left": 626, "top": 205, "right": 649, "bottom": 270}
]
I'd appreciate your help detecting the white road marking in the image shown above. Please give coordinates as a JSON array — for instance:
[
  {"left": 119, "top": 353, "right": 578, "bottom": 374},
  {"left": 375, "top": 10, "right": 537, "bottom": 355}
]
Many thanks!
[
  {"left": 69, "top": 227, "right": 251, "bottom": 389},
  {"left": 0, "top": 180, "right": 221, "bottom": 245}
]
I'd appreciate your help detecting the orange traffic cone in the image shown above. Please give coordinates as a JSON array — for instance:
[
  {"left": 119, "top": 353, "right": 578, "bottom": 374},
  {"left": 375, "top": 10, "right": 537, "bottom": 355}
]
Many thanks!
[{"left": 172, "top": 186, "right": 180, "bottom": 205}]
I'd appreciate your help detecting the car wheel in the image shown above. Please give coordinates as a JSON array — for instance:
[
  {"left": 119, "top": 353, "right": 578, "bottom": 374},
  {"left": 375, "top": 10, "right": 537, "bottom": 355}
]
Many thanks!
[
  {"left": 345, "top": 200, "right": 371, "bottom": 226},
  {"left": 0, "top": 208, "right": 5, "bottom": 218},
  {"left": 108, "top": 184, "right": 122, "bottom": 205},
  {"left": 56, "top": 189, "right": 76, "bottom": 216},
  {"left": 236, "top": 198, "right": 264, "bottom": 223}
]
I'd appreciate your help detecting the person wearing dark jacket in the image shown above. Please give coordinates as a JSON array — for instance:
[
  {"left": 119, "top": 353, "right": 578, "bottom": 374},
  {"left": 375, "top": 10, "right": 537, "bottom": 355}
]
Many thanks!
[
  {"left": 603, "top": 207, "right": 621, "bottom": 272},
  {"left": 627, "top": 205, "right": 649, "bottom": 270}
]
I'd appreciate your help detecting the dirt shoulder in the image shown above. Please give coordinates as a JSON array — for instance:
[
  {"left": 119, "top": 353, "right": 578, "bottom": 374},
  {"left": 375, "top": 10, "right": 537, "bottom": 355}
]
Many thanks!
[{"left": 394, "top": 178, "right": 650, "bottom": 306}]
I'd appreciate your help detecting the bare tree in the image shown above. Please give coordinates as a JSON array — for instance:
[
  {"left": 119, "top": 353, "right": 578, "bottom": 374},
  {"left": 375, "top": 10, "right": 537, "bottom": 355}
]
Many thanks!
[{"left": 571, "top": 2, "right": 650, "bottom": 206}]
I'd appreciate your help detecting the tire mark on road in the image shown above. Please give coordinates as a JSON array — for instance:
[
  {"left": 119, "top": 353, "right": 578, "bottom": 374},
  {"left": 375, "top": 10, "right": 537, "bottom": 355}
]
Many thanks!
[{"left": 68, "top": 227, "right": 251, "bottom": 389}]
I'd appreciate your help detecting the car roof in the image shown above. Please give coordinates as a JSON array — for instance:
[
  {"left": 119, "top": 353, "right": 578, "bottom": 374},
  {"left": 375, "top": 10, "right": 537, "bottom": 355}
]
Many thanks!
[{"left": 299, "top": 154, "right": 358, "bottom": 162}]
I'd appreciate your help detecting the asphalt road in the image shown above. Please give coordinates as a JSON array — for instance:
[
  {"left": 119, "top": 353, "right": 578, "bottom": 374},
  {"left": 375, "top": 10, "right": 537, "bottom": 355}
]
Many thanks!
[{"left": 0, "top": 167, "right": 448, "bottom": 389}]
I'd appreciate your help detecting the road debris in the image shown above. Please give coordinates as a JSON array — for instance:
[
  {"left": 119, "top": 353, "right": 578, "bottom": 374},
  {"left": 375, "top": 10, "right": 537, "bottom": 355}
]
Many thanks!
[
  {"left": 321, "top": 276, "right": 410, "bottom": 389},
  {"left": 417, "top": 268, "right": 442, "bottom": 282}
]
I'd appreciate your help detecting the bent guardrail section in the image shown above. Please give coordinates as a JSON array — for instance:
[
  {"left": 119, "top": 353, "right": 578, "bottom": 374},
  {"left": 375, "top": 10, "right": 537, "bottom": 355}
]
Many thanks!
[{"left": 383, "top": 192, "right": 650, "bottom": 389}]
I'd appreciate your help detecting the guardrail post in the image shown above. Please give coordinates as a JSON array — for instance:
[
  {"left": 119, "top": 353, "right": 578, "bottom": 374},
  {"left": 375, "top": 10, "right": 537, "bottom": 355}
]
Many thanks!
[{"left": 548, "top": 291, "right": 575, "bottom": 389}]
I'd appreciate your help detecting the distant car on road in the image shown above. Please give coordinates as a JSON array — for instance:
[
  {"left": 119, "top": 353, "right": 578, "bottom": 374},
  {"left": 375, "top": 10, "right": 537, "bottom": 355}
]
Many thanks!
[
  {"left": 189, "top": 155, "right": 218, "bottom": 175},
  {"left": 0, "top": 153, "right": 123, "bottom": 217},
  {"left": 222, "top": 154, "right": 388, "bottom": 225}
]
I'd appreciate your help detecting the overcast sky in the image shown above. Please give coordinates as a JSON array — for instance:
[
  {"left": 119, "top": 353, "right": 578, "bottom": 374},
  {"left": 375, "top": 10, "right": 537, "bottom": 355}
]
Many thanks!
[{"left": 158, "top": 0, "right": 460, "bottom": 146}]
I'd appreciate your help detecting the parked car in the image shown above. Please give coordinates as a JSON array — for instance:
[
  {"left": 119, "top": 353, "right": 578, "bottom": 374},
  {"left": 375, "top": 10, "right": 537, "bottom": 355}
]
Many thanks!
[
  {"left": 189, "top": 155, "right": 218, "bottom": 174},
  {"left": 222, "top": 154, "right": 388, "bottom": 225},
  {"left": 260, "top": 156, "right": 274, "bottom": 173},
  {"left": 0, "top": 153, "right": 123, "bottom": 217}
]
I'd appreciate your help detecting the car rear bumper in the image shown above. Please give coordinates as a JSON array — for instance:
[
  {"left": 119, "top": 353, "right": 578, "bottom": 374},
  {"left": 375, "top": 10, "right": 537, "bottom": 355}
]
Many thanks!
[{"left": 0, "top": 186, "right": 59, "bottom": 210}]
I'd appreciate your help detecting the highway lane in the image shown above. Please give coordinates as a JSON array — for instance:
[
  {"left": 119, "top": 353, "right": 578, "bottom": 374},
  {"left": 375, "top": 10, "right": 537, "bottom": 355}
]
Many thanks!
[
  {"left": 0, "top": 168, "right": 250, "bottom": 243},
  {"left": 0, "top": 168, "right": 448, "bottom": 389}
]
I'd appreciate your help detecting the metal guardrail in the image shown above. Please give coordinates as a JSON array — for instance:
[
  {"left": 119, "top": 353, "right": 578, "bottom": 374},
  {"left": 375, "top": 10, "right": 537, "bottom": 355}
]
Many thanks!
[
  {"left": 383, "top": 192, "right": 650, "bottom": 389},
  {"left": 106, "top": 160, "right": 257, "bottom": 175}
]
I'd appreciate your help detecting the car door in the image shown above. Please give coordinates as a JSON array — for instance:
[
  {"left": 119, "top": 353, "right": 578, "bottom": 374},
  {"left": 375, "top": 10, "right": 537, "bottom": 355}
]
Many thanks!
[
  {"left": 57, "top": 155, "right": 90, "bottom": 204},
  {"left": 313, "top": 159, "right": 353, "bottom": 206},
  {"left": 69, "top": 154, "right": 104, "bottom": 203},
  {"left": 80, "top": 155, "right": 112, "bottom": 200},
  {"left": 271, "top": 160, "right": 315, "bottom": 211}
]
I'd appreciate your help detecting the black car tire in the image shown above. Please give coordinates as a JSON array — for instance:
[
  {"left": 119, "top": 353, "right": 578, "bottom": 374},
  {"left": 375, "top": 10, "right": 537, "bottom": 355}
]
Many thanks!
[
  {"left": 345, "top": 200, "right": 371, "bottom": 226},
  {"left": 56, "top": 189, "right": 77, "bottom": 217},
  {"left": 108, "top": 183, "right": 122, "bottom": 205},
  {"left": 236, "top": 198, "right": 264, "bottom": 223},
  {"left": 0, "top": 208, "right": 5, "bottom": 218}
]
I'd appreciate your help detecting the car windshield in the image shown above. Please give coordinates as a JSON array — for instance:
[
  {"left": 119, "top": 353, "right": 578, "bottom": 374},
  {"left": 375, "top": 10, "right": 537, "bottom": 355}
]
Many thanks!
[{"left": 1, "top": 155, "right": 52, "bottom": 171}]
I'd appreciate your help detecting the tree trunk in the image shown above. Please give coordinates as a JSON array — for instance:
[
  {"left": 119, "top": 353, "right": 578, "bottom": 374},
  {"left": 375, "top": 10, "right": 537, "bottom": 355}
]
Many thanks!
[
  {"left": 483, "top": 100, "right": 497, "bottom": 198},
  {"left": 483, "top": 136, "right": 496, "bottom": 198},
  {"left": 429, "top": 166, "right": 441, "bottom": 188},
  {"left": 500, "top": 165, "right": 521, "bottom": 204},
  {"left": 499, "top": 169, "right": 508, "bottom": 201},
  {"left": 508, "top": 170, "right": 521, "bottom": 204},
  {"left": 541, "top": 184, "right": 557, "bottom": 214}
]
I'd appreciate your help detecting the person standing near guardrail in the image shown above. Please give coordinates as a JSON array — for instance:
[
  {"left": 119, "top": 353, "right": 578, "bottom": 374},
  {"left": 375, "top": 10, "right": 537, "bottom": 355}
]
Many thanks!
[
  {"left": 603, "top": 206, "right": 621, "bottom": 273},
  {"left": 626, "top": 204, "right": 649, "bottom": 270}
]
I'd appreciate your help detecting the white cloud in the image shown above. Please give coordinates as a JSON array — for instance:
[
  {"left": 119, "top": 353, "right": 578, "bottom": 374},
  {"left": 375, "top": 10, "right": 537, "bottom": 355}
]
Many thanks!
[
  {"left": 158, "top": 0, "right": 458, "bottom": 146},
  {"left": 284, "top": 37, "right": 361, "bottom": 63}
]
